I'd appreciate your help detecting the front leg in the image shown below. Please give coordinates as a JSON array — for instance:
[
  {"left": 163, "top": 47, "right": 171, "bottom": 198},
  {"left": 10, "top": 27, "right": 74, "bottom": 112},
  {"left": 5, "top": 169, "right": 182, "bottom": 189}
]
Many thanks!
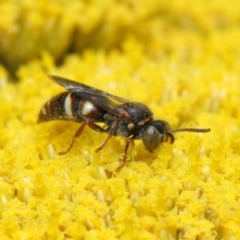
[{"left": 116, "top": 138, "right": 133, "bottom": 171}]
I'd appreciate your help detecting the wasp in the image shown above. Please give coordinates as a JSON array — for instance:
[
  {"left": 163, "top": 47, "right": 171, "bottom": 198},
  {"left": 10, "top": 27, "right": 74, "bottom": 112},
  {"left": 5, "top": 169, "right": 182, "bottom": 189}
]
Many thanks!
[{"left": 38, "top": 76, "right": 210, "bottom": 171}]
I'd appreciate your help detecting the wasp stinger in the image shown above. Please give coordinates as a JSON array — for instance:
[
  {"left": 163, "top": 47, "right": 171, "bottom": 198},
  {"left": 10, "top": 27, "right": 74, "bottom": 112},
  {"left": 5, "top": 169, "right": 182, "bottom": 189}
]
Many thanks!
[{"left": 38, "top": 75, "right": 211, "bottom": 171}]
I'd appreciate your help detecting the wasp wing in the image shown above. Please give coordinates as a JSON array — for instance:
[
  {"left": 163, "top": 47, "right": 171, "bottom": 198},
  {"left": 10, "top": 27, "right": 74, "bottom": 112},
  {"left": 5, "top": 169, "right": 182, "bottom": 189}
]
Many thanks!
[{"left": 49, "top": 75, "right": 131, "bottom": 120}]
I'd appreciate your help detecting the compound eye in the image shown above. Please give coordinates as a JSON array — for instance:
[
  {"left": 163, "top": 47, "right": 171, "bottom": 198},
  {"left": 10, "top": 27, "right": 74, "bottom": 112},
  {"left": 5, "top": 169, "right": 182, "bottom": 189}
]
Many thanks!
[{"left": 142, "top": 126, "right": 163, "bottom": 152}]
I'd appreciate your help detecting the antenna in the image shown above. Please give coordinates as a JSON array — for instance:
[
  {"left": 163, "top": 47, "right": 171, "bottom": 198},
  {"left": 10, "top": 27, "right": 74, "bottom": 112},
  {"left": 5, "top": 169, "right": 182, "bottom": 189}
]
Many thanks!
[{"left": 171, "top": 128, "right": 211, "bottom": 134}]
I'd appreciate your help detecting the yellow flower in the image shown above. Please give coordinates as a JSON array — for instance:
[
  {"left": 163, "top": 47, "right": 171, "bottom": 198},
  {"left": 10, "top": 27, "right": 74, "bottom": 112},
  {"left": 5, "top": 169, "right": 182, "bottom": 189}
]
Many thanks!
[{"left": 1, "top": 0, "right": 240, "bottom": 239}]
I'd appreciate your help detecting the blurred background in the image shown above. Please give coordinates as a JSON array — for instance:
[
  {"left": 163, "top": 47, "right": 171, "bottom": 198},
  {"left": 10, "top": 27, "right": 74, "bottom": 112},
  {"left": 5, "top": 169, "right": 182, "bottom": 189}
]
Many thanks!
[{"left": 1, "top": 0, "right": 240, "bottom": 78}]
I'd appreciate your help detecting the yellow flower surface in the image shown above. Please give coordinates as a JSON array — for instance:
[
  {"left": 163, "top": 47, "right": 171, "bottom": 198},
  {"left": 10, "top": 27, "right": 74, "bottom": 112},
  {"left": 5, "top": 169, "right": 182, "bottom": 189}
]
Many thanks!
[{"left": 1, "top": 0, "right": 240, "bottom": 239}]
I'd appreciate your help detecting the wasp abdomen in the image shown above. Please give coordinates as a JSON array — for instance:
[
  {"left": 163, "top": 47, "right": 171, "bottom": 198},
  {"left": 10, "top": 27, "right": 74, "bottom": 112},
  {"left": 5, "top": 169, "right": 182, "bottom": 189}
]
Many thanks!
[
  {"left": 38, "top": 92, "right": 105, "bottom": 123},
  {"left": 78, "top": 99, "right": 104, "bottom": 121},
  {"left": 38, "top": 92, "right": 76, "bottom": 122}
]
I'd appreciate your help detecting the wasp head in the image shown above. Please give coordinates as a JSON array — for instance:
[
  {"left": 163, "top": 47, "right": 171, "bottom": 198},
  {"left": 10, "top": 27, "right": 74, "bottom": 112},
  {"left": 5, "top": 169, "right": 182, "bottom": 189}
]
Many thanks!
[
  {"left": 142, "top": 120, "right": 211, "bottom": 152},
  {"left": 142, "top": 120, "right": 174, "bottom": 152}
]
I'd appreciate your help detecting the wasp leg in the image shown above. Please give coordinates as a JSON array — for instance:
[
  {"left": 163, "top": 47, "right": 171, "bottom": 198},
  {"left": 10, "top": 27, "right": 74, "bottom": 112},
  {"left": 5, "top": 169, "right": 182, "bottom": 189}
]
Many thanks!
[
  {"left": 95, "top": 120, "right": 118, "bottom": 153},
  {"left": 87, "top": 122, "right": 107, "bottom": 133},
  {"left": 59, "top": 121, "right": 107, "bottom": 155},
  {"left": 116, "top": 138, "right": 133, "bottom": 172},
  {"left": 59, "top": 122, "right": 87, "bottom": 155}
]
